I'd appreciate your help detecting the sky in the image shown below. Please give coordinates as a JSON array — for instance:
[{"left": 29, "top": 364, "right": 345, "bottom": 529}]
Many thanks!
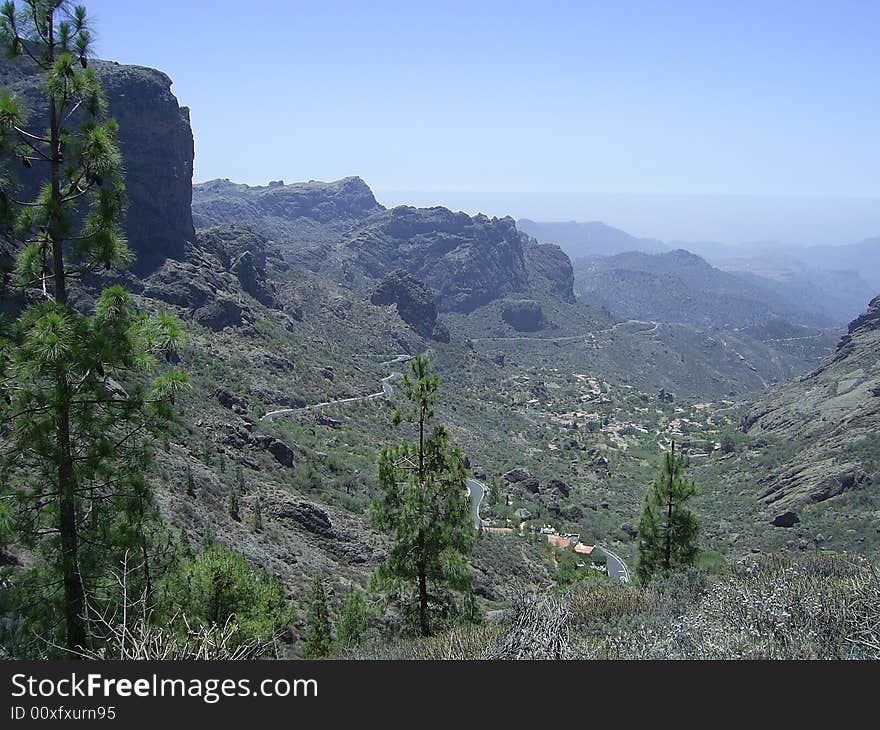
[{"left": 77, "top": 0, "right": 880, "bottom": 245}]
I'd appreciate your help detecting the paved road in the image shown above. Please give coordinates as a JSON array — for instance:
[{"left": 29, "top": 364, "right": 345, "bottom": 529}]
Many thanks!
[
  {"left": 596, "top": 544, "right": 630, "bottom": 583},
  {"left": 467, "top": 479, "right": 486, "bottom": 530},
  {"left": 261, "top": 357, "right": 409, "bottom": 422}
]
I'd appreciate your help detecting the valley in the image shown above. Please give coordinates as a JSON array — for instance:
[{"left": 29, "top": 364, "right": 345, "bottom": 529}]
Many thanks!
[{"left": 2, "top": 44, "right": 878, "bottom": 661}]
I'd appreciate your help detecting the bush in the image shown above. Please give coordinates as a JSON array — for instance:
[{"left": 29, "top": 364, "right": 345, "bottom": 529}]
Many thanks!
[{"left": 158, "top": 542, "right": 294, "bottom": 651}]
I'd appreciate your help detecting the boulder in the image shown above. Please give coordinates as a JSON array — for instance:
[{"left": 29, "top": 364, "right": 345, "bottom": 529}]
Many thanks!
[
  {"left": 503, "top": 468, "right": 532, "bottom": 483},
  {"left": 194, "top": 297, "right": 245, "bottom": 331},
  {"left": 267, "top": 499, "right": 335, "bottom": 539},
  {"left": 772, "top": 511, "right": 800, "bottom": 528},
  {"left": 260, "top": 438, "right": 295, "bottom": 468}
]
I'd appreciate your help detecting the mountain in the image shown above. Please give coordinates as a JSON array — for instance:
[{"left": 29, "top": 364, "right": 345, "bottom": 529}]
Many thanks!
[
  {"left": 194, "top": 180, "right": 578, "bottom": 319},
  {"left": 573, "top": 248, "right": 840, "bottom": 329},
  {"left": 0, "top": 57, "right": 195, "bottom": 274},
  {"left": 687, "top": 237, "right": 880, "bottom": 294},
  {"left": 192, "top": 177, "right": 383, "bottom": 267},
  {"left": 517, "top": 219, "right": 669, "bottom": 258}
]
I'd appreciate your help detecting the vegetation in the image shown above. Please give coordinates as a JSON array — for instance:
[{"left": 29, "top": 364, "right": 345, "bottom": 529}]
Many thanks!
[
  {"left": 158, "top": 540, "right": 292, "bottom": 652},
  {"left": 0, "top": 0, "right": 186, "bottom": 656},
  {"left": 303, "top": 574, "right": 332, "bottom": 658},
  {"left": 352, "top": 554, "right": 880, "bottom": 660},
  {"left": 636, "top": 442, "right": 699, "bottom": 584},
  {"left": 369, "top": 355, "right": 475, "bottom": 637},
  {"left": 334, "top": 588, "right": 368, "bottom": 650}
]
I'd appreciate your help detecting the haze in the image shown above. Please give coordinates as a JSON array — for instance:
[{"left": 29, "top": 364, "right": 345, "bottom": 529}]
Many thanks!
[{"left": 82, "top": 0, "right": 880, "bottom": 247}]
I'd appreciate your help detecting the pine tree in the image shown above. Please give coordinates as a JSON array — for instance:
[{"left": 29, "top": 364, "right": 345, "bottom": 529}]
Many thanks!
[
  {"left": 227, "top": 485, "right": 240, "bottom": 521},
  {"left": 0, "top": 1, "right": 186, "bottom": 655},
  {"left": 251, "top": 495, "right": 262, "bottom": 532},
  {"left": 637, "top": 442, "right": 699, "bottom": 583},
  {"left": 334, "top": 588, "right": 367, "bottom": 649},
  {"left": 369, "top": 355, "right": 474, "bottom": 637},
  {"left": 303, "top": 574, "right": 332, "bottom": 658}
]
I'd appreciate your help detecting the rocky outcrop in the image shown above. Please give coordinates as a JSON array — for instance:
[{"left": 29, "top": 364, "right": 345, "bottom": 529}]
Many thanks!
[
  {"left": 847, "top": 294, "right": 880, "bottom": 336},
  {"left": 501, "top": 300, "right": 545, "bottom": 332},
  {"left": 523, "top": 239, "right": 576, "bottom": 303},
  {"left": 0, "top": 57, "right": 195, "bottom": 274},
  {"left": 264, "top": 497, "right": 335, "bottom": 539},
  {"left": 194, "top": 297, "right": 246, "bottom": 331},
  {"left": 340, "top": 207, "right": 531, "bottom": 313},
  {"left": 370, "top": 269, "right": 440, "bottom": 339},
  {"left": 192, "top": 177, "right": 383, "bottom": 267}
]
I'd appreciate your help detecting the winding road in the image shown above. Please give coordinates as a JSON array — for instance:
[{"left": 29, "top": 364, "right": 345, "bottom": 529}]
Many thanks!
[
  {"left": 467, "top": 479, "right": 486, "bottom": 529},
  {"left": 259, "top": 355, "right": 488, "bottom": 530},
  {"left": 596, "top": 544, "right": 630, "bottom": 583},
  {"left": 260, "top": 356, "right": 409, "bottom": 422},
  {"left": 258, "top": 355, "right": 629, "bottom": 581}
]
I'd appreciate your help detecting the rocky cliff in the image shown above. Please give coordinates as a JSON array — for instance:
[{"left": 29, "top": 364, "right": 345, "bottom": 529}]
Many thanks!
[
  {"left": 337, "top": 207, "right": 534, "bottom": 314},
  {"left": 191, "top": 178, "right": 578, "bottom": 316},
  {"left": 192, "top": 177, "right": 384, "bottom": 267},
  {"left": 369, "top": 269, "right": 447, "bottom": 340},
  {"left": 0, "top": 57, "right": 195, "bottom": 274}
]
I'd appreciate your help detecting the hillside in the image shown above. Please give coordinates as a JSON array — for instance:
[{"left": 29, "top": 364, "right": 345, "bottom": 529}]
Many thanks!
[
  {"left": 687, "top": 295, "right": 880, "bottom": 560},
  {"left": 573, "top": 249, "right": 840, "bottom": 329},
  {"left": 741, "top": 295, "right": 880, "bottom": 508},
  {"left": 4, "top": 52, "right": 876, "bottom": 661}
]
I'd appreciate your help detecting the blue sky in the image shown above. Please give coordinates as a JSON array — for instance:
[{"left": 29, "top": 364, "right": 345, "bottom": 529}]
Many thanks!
[{"left": 78, "top": 0, "right": 880, "bottom": 244}]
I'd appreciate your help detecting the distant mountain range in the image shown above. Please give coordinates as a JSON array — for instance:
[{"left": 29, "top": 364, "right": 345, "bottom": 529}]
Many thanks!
[
  {"left": 522, "top": 218, "right": 878, "bottom": 327},
  {"left": 574, "top": 248, "right": 865, "bottom": 329},
  {"left": 517, "top": 219, "right": 668, "bottom": 258}
]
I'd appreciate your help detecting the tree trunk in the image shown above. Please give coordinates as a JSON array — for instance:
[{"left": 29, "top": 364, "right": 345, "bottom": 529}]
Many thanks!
[{"left": 57, "top": 376, "right": 86, "bottom": 651}]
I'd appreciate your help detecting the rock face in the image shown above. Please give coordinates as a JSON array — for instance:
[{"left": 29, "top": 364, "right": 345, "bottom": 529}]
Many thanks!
[
  {"left": 523, "top": 240, "right": 576, "bottom": 303},
  {"left": 192, "top": 177, "right": 383, "bottom": 267},
  {"left": 0, "top": 58, "right": 195, "bottom": 274},
  {"left": 142, "top": 224, "right": 285, "bottom": 331},
  {"left": 369, "top": 269, "right": 440, "bottom": 339},
  {"left": 339, "top": 207, "right": 531, "bottom": 313},
  {"left": 739, "top": 295, "right": 880, "bottom": 512},
  {"left": 199, "top": 224, "right": 283, "bottom": 307}
]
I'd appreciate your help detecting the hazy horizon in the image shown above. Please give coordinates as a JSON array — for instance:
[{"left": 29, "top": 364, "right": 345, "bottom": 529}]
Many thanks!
[
  {"left": 81, "top": 0, "right": 880, "bottom": 248},
  {"left": 370, "top": 188, "right": 880, "bottom": 248}
]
